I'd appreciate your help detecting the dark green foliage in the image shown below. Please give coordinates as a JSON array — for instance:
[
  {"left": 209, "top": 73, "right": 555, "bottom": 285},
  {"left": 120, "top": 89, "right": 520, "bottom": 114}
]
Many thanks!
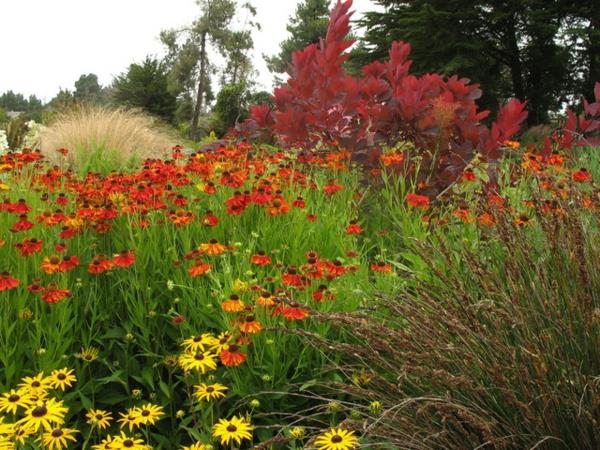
[
  {"left": 73, "top": 73, "right": 104, "bottom": 103},
  {"left": 212, "top": 84, "right": 271, "bottom": 136},
  {"left": 113, "top": 57, "right": 178, "bottom": 123},
  {"left": 265, "top": 0, "right": 332, "bottom": 75},
  {"left": 358, "top": 0, "right": 597, "bottom": 124}
]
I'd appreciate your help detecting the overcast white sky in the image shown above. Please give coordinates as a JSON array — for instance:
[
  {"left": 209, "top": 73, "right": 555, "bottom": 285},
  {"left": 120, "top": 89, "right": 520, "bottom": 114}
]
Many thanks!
[{"left": 1, "top": 0, "right": 379, "bottom": 102}]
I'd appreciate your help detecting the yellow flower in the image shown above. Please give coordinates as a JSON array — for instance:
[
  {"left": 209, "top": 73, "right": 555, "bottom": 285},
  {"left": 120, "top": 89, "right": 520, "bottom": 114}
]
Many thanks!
[
  {"left": 86, "top": 409, "right": 113, "bottom": 430},
  {"left": 181, "top": 334, "right": 218, "bottom": 352},
  {"left": 39, "top": 427, "right": 78, "bottom": 450},
  {"left": 289, "top": 426, "right": 306, "bottom": 439},
  {"left": 12, "top": 423, "right": 35, "bottom": 444},
  {"left": 18, "top": 373, "right": 51, "bottom": 397},
  {"left": 212, "top": 415, "right": 253, "bottom": 447},
  {"left": 110, "top": 431, "right": 149, "bottom": 450},
  {"left": 76, "top": 347, "right": 99, "bottom": 363},
  {"left": 0, "top": 416, "right": 14, "bottom": 436},
  {"left": 133, "top": 403, "right": 164, "bottom": 427},
  {"left": 193, "top": 383, "right": 227, "bottom": 402},
  {"left": 181, "top": 443, "right": 212, "bottom": 450},
  {"left": 92, "top": 435, "right": 115, "bottom": 450},
  {"left": 314, "top": 428, "right": 358, "bottom": 450},
  {"left": 233, "top": 279, "right": 249, "bottom": 292},
  {"left": 0, "top": 183, "right": 9, "bottom": 192},
  {"left": 17, "top": 398, "right": 68, "bottom": 433},
  {"left": 117, "top": 410, "right": 140, "bottom": 432},
  {"left": 0, "top": 436, "right": 14, "bottom": 450},
  {"left": 178, "top": 350, "right": 217, "bottom": 374},
  {"left": 48, "top": 368, "right": 77, "bottom": 391},
  {"left": 0, "top": 390, "right": 31, "bottom": 415}
]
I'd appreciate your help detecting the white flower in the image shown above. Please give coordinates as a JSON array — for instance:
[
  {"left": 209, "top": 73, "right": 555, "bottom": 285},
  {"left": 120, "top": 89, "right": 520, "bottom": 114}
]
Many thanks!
[{"left": 0, "top": 129, "right": 8, "bottom": 154}]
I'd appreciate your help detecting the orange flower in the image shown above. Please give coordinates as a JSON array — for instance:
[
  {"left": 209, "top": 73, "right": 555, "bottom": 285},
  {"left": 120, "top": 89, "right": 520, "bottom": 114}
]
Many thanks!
[
  {"left": 220, "top": 345, "right": 247, "bottom": 366},
  {"left": 58, "top": 255, "right": 80, "bottom": 272},
  {"left": 200, "top": 239, "right": 227, "bottom": 256},
  {"left": 88, "top": 256, "right": 114, "bottom": 274},
  {"left": 15, "top": 237, "right": 43, "bottom": 257},
  {"left": 221, "top": 295, "right": 245, "bottom": 312},
  {"left": 41, "top": 284, "right": 70, "bottom": 303},
  {"left": 41, "top": 255, "right": 63, "bottom": 274},
  {"left": 323, "top": 180, "right": 343, "bottom": 195},
  {"left": 371, "top": 262, "right": 392, "bottom": 273},
  {"left": 239, "top": 315, "right": 263, "bottom": 334},
  {"left": 281, "top": 306, "right": 309, "bottom": 321},
  {"left": 256, "top": 291, "right": 276, "bottom": 307},
  {"left": 188, "top": 261, "right": 212, "bottom": 277}
]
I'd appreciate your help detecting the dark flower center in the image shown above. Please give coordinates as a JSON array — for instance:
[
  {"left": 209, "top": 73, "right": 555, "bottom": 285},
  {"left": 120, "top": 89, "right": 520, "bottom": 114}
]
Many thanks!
[
  {"left": 142, "top": 410, "right": 150, "bottom": 416},
  {"left": 228, "top": 345, "right": 239, "bottom": 353},
  {"left": 206, "top": 386, "right": 215, "bottom": 392},
  {"left": 32, "top": 405, "right": 48, "bottom": 417},
  {"left": 31, "top": 381, "right": 41, "bottom": 387},
  {"left": 123, "top": 439, "right": 134, "bottom": 447},
  {"left": 331, "top": 435, "right": 343, "bottom": 443},
  {"left": 8, "top": 394, "right": 20, "bottom": 402},
  {"left": 51, "top": 429, "right": 64, "bottom": 437},
  {"left": 96, "top": 414, "right": 103, "bottom": 419},
  {"left": 194, "top": 352, "right": 204, "bottom": 360},
  {"left": 227, "top": 424, "right": 237, "bottom": 432}
]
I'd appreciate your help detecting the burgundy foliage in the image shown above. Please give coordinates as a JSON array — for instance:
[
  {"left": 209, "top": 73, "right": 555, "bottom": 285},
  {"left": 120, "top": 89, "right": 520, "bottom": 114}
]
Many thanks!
[
  {"left": 560, "top": 83, "right": 600, "bottom": 149},
  {"left": 238, "top": 0, "right": 529, "bottom": 193}
]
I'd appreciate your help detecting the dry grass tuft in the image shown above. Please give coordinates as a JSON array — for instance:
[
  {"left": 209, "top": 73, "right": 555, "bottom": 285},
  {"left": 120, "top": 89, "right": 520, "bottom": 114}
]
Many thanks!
[{"left": 40, "top": 105, "right": 176, "bottom": 171}]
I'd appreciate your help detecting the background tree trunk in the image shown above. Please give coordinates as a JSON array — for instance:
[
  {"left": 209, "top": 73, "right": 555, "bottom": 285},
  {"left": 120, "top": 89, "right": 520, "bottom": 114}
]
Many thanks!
[{"left": 190, "top": 31, "right": 208, "bottom": 140}]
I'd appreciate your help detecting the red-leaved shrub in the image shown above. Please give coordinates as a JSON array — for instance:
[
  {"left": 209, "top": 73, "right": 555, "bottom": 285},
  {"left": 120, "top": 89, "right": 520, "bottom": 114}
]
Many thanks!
[{"left": 238, "top": 0, "right": 528, "bottom": 194}]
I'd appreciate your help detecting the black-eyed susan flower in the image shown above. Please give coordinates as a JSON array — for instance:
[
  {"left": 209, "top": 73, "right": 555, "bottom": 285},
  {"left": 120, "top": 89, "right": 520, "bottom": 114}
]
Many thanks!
[
  {"left": 211, "top": 332, "right": 232, "bottom": 353},
  {"left": 0, "top": 416, "right": 14, "bottom": 435},
  {"left": 178, "top": 351, "right": 217, "bottom": 374},
  {"left": 181, "top": 334, "right": 218, "bottom": 352},
  {"left": 0, "top": 435, "right": 13, "bottom": 450},
  {"left": 193, "top": 383, "right": 228, "bottom": 402},
  {"left": 76, "top": 347, "right": 99, "bottom": 363},
  {"left": 18, "top": 373, "right": 51, "bottom": 397},
  {"left": 39, "top": 427, "right": 78, "bottom": 450},
  {"left": 314, "top": 428, "right": 358, "bottom": 450},
  {"left": 181, "top": 442, "right": 212, "bottom": 450},
  {"left": 17, "top": 398, "right": 68, "bottom": 432},
  {"left": 48, "top": 368, "right": 76, "bottom": 391},
  {"left": 12, "top": 423, "right": 36, "bottom": 444},
  {"left": 0, "top": 389, "right": 31, "bottom": 414},
  {"left": 91, "top": 435, "right": 115, "bottom": 450},
  {"left": 117, "top": 411, "right": 139, "bottom": 432},
  {"left": 133, "top": 403, "right": 164, "bottom": 427},
  {"left": 86, "top": 409, "right": 113, "bottom": 430},
  {"left": 212, "top": 415, "right": 253, "bottom": 446},
  {"left": 110, "top": 432, "right": 148, "bottom": 450}
]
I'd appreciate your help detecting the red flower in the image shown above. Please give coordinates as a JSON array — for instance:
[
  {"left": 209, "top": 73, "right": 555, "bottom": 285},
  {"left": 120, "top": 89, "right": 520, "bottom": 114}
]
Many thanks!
[
  {"left": 220, "top": 345, "right": 247, "bottom": 366},
  {"left": 58, "top": 255, "right": 80, "bottom": 272},
  {"left": 15, "top": 237, "right": 43, "bottom": 256},
  {"left": 324, "top": 180, "right": 343, "bottom": 195},
  {"left": 406, "top": 193, "right": 430, "bottom": 208},
  {"left": 251, "top": 251, "right": 272, "bottom": 266},
  {"left": 282, "top": 268, "right": 307, "bottom": 287},
  {"left": 201, "top": 210, "right": 219, "bottom": 227},
  {"left": 346, "top": 220, "right": 363, "bottom": 235},
  {"left": 572, "top": 168, "right": 592, "bottom": 183},
  {"left": 292, "top": 196, "right": 306, "bottom": 208},
  {"left": 306, "top": 213, "right": 317, "bottom": 222},
  {"left": 0, "top": 272, "right": 20, "bottom": 291},
  {"left": 113, "top": 250, "right": 135, "bottom": 268},
  {"left": 10, "top": 215, "right": 34, "bottom": 232}
]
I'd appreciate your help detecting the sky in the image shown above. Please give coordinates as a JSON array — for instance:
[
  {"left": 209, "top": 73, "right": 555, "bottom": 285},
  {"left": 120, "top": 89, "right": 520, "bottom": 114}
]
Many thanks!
[{"left": 1, "top": 0, "right": 380, "bottom": 103}]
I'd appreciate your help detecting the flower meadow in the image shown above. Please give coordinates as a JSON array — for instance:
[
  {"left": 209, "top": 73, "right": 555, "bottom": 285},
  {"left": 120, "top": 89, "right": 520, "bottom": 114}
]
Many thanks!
[{"left": 1, "top": 0, "right": 600, "bottom": 448}]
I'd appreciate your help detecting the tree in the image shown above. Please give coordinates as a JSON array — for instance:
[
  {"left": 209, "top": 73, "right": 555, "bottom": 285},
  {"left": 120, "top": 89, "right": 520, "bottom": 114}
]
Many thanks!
[
  {"left": 211, "top": 82, "right": 270, "bottom": 135},
  {"left": 358, "top": 0, "right": 583, "bottom": 125},
  {"left": 264, "top": 0, "right": 332, "bottom": 75},
  {"left": 48, "top": 89, "right": 75, "bottom": 110},
  {"left": 113, "top": 57, "right": 177, "bottom": 123},
  {"left": 74, "top": 73, "right": 103, "bottom": 103},
  {"left": 161, "top": 0, "right": 237, "bottom": 140}
]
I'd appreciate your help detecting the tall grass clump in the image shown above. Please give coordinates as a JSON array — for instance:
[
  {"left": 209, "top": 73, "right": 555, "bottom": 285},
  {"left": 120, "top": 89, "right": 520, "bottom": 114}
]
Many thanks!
[
  {"left": 40, "top": 104, "right": 175, "bottom": 173},
  {"left": 312, "top": 185, "right": 600, "bottom": 449}
]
